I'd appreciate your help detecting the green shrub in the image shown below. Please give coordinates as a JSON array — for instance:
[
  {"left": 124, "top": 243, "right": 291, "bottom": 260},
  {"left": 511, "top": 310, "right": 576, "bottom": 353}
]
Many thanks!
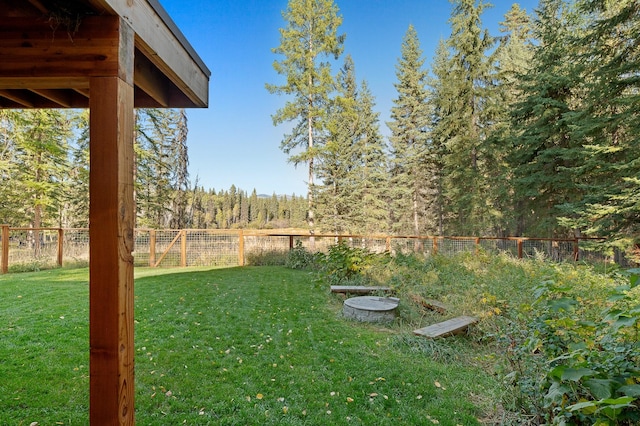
[
  {"left": 284, "top": 240, "right": 319, "bottom": 270},
  {"left": 317, "top": 242, "right": 380, "bottom": 287},
  {"left": 505, "top": 269, "right": 640, "bottom": 424}
]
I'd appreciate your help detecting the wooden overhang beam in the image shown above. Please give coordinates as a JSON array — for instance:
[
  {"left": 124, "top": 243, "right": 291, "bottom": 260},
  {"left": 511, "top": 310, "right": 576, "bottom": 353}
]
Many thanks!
[{"left": 86, "top": 0, "right": 211, "bottom": 108}]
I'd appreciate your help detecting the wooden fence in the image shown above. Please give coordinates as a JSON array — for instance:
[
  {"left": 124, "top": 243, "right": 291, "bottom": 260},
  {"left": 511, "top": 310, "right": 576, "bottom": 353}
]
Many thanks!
[{"left": 1, "top": 224, "right": 614, "bottom": 274}]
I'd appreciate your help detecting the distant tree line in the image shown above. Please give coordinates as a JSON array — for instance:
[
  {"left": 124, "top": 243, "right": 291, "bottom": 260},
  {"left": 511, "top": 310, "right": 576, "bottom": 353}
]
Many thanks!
[
  {"left": 269, "top": 0, "right": 639, "bottom": 256},
  {"left": 0, "top": 108, "right": 308, "bottom": 230}
]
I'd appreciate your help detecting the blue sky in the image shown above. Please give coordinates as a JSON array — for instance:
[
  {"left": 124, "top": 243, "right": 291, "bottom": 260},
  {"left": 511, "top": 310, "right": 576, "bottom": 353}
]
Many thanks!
[{"left": 160, "top": 0, "right": 539, "bottom": 196}]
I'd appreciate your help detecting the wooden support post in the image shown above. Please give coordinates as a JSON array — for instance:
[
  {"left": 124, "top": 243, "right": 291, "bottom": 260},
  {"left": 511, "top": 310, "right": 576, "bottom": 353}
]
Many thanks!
[
  {"left": 57, "top": 228, "right": 64, "bottom": 267},
  {"left": 517, "top": 239, "right": 523, "bottom": 259},
  {"left": 573, "top": 238, "right": 579, "bottom": 261},
  {"left": 180, "top": 230, "right": 187, "bottom": 267},
  {"left": 1, "top": 224, "right": 8, "bottom": 274},
  {"left": 149, "top": 230, "right": 156, "bottom": 267},
  {"left": 238, "top": 229, "right": 245, "bottom": 266},
  {"left": 289, "top": 235, "right": 294, "bottom": 250},
  {"left": 432, "top": 237, "right": 438, "bottom": 255},
  {"left": 88, "top": 17, "right": 135, "bottom": 426},
  {"left": 386, "top": 237, "right": 391, "bottom": 252},
  {"left": 475, "top": 238, "right": 480, "bottom": 255}
]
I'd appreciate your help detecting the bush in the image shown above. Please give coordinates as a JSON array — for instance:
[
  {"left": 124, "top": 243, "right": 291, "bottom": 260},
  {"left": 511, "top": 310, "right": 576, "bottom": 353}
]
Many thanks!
[
  {"left": 284, "top": 240, "right": 319, "bottom": 270},
  {"left": 505, "top": 269, "right": 640, "bottom": 424}
]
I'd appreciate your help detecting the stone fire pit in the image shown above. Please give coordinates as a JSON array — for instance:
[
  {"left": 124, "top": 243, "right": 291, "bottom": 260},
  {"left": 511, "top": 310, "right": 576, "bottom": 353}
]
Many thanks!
[{"left": 343, "top": 296, "right": 399, "bottom": 323}]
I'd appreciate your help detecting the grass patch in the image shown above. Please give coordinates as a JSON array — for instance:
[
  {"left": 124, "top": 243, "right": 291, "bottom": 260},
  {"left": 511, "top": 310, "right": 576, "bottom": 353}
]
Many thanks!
[
  {"left": 2, "top": 253, "right": 635, "bottom": 424},
  {"left": 1, "top": 265, "right": 493, "bottom": 425}
]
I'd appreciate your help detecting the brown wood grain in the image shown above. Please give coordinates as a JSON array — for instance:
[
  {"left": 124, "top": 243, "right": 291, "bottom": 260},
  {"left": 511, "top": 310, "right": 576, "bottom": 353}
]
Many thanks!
[{"left": 88, "top": 16, "right": 135, "bottom": 425}]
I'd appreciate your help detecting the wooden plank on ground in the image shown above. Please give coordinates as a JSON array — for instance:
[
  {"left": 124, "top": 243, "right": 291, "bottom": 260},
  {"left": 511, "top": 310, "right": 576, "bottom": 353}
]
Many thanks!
[
  {"left": 423, "top": 299, "right": 447, "bottom": 314},
  {"left": 330, "top": 285, "right": 392, "bottom": 295},
  {"left": 413, "top": 316, "right": 479, "bottom": 338}
]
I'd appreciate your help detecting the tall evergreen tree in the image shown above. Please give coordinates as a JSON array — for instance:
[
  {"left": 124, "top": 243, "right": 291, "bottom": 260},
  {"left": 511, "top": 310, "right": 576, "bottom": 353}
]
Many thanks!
[
  {"left": 439, "top": 0, "right": 495, "bottom": 235},
  {"left": 558, "top": 0, "right": 640, "bottom": 255},
  {"left": 485, "top": 3, "right": 534, "bottom": 236},
  {"left": 267, "top": 0, "right": 345, "bottom": 234},
  {"left": 65, "top": 110, "right": 90, "bottom": 227},
  {"left": 316, "top": 55, "right": 360, "bottom": 233},
  {"left": 0, "top": 110, "right": 23, "bottom": 225},
  {"left": 356, "top": 81, "right": 389, "bottom": 235},
  {"left": 427, "top": 39, "right": 454, "bottom": 236},
  {"left": 387, "top": 25, "right": 431, "bottom": 236},
  {"left": 509, "top": 0, "right": 585, "bottom": 237}
]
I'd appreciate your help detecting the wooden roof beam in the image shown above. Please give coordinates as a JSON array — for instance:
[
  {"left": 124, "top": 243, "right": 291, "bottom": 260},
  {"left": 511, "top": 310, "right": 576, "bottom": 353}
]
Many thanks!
[
  {"left": 134, "top": 52, "right": 170, "bottom": 107},
  {"left": 31, "top": 89, "right": 77, "bottom": 108},
  {"left": 86, "top": 0, "right": 210, "bottom": 108},
  {"left": 0, "top": 89, "right": 35, "bottom": 107}
]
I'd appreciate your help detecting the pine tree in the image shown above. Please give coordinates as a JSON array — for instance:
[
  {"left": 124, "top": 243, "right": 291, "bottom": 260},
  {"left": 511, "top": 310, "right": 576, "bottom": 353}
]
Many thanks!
[
  {"left": 558, "top": 0, "right": 640, "bottom": 254},
  {"left": 356, "top": 81, "right": 389, "bottom": 234},
  {"left": 388, "top": 25, "right": 431, "bottom": 236},
  {"left": 65, "top": 110, "right": 90, "bottom": 227},
  {"left": 169, "top": 109, "right": 190, "bottom": 229},
  {"left": 316, "top": 55, "right": 360, "bottom": 233},
  {"left": 485, "top": 3, "right": 534, "bottom": 236},
  {"left": 267, "top": 0, "right": 345, "bottom": 234},
  {"left": 0, "top": 110, "right": 23, "bottom": 225},
  {"left": 509, "top": 0, "right": 585, "bottom": 237},
  {"left": 439, "top": 0, "right": 496, "bottom": 235},
  {"left": 427, "top": 39, "right": 453, "bottom": 236}
]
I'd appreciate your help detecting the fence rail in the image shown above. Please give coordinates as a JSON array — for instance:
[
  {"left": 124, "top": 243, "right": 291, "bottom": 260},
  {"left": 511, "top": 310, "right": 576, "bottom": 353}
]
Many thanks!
[{"left": 0, "top": 224, "right": 615, "bottom": 274}]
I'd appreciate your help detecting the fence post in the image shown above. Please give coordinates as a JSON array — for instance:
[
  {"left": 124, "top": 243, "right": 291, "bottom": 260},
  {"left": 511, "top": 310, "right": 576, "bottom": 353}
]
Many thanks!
[
  {"left": 238, "top": 229, "right": 245, "bottom": 266},
  {"left": 57, "top": 228, "right": 64, "bottom": 267},
  {"left": 180, "top": 230, "right": 187, "bottom": 267},
  {"left": 432, "top": 237, "right": 438, "bottom": 255},
  {"left": 289, "top": 235, "right": 294, "bottom": 250},
  {"left": 1, "top": 225, "right": 8, "bottom": 274},
  {"left": 517, "top": 239, "right": 523, "bottom": 259},
  {"left": 149, "top": 230, "right": 156, "bottom": 267},
  {"left": 386, "top": 237, "right": 391, "bottom": 252},
  {"left": 573, "top": 238, "right": 579, "bottom": 261},
  {"left": 475, "top": 238, "right": 480, "bottom": 255}
]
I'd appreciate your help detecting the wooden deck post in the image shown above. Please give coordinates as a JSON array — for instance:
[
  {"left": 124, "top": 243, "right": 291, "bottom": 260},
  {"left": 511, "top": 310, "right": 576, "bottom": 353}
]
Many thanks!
[
  {"left": 149, "top": 229, "right": 156, "bottom": 267},
  {"left": 181, "top": 230, "right": 187, "bottom": 267},
  {"left": 1, "top": 224, "right": 8, "bottom": 274},
  {"left": 517, "top": 239, "right": 523, "bottom": 259},
  {"left": 57, "top": 228, "right": 64, "bottom": 268},
  {"left": 238, "top": 229, "right": 245, "bottom": 266},
  {"left": 89, "top": 17, "right": 135, "bottom": 426}
]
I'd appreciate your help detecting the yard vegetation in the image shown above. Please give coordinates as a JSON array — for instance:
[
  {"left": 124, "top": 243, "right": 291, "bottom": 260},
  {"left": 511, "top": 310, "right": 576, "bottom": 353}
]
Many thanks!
[{"left": 0, "top": 247, "right": 638, "bottom": 425}]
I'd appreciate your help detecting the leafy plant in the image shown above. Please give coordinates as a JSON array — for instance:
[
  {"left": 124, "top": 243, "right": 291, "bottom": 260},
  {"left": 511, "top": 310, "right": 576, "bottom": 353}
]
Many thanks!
[
  {"left": 506, "top": 269, "right": 640, "bottom": 424},
  {"left": 317, "top": 242, "right": 379, "bottom": 286},
  {"left": 284, "top": 240, "right": 319, "bottom": 270}
]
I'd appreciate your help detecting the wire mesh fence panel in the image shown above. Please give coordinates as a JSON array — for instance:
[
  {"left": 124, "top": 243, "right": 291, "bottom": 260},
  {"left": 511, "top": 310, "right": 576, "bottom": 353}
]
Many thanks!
[
  {"left": 152, "top": 230, "right": 183, "bottom": 267},
  {"left": 388, "top": 237, "right": 434, "bottom": 256},
  {"left": 521, "top": 240, "right": 574, "bottom": 261},
  {"left": 479, "top": 238, "right": 518, "bottom": 257},
  {"left": 244, "top": 235, "right": 291, "bottom": 265},
  {"left": 63, "top": 229, "right": 90, "bottom": 266},
  {"left": 7, "top": 229, "right": 59, "bottom": 270},
  {"left": 133, "top": 230, "right": 151, "bottom": 267},
  {"left": 186, "top": 230, "right": 239, "bottom": 267},
  {"left": 341, "top": 237, "right": 388, "bottom": 253},
  {"left": 437, "top": 238, "right": 476, "bottom": 256}
]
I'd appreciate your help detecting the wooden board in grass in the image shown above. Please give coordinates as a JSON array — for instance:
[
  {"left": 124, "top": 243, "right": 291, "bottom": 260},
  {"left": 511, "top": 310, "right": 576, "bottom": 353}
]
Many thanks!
[
  {"left": 413, "top": 316, "right": 479, "bottom": 338},
  {"left": 330, "top": 285, "right": 392, "bottom": 295}
]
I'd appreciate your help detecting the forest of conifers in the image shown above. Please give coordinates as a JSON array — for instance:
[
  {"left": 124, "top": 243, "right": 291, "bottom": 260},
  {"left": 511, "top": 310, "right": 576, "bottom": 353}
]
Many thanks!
[{"left": 0, "top": 0, "right": 638, "bottom": 257}]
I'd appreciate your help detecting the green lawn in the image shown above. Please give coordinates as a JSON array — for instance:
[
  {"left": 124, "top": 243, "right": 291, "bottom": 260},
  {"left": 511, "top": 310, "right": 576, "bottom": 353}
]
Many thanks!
[{"left": 0, "top": 265, "right": 500, "bottom": 425}]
